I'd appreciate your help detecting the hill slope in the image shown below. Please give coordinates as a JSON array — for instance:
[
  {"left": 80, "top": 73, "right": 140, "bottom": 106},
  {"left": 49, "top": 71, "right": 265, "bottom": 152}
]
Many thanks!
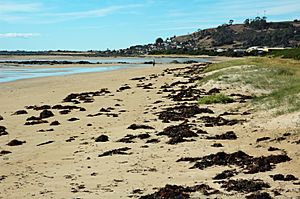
[{"left": 174, "top": 19, "right": 300, "bottom": 49}]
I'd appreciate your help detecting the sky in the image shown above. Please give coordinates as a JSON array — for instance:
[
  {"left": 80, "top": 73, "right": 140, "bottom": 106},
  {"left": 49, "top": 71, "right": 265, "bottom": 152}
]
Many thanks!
[{"left": 0, "top": 0, "right": 299, "bottom": 51}]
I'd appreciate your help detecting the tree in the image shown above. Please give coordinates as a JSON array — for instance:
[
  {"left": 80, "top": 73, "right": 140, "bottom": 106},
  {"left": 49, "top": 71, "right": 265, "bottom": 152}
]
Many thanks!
[
  {"left": 229, "top": 19, "right": 234, "bottom": 25},
  {"left": 244, "top": 19, "right": 250, "bottom": 25},
  {"left": 155, "top": 37, "right": 164, "bottom": 45}
]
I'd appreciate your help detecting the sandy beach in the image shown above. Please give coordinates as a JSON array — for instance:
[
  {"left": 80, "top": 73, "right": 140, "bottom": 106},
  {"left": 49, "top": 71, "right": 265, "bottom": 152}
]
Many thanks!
[{"left": 0, "top": 62, "right": 299, "bottom": 199}]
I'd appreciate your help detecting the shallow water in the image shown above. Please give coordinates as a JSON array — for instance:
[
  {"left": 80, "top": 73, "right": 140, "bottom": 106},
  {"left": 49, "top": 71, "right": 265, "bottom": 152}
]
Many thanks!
[
  {"left": 0, "top": 57, "right": 209, "bottom": 64},
  {"left": 0, "top": 57, "right": 210, "bottom": 83},
  {"left": 0, "top": 65, "right": 129, "bottom": 83}
]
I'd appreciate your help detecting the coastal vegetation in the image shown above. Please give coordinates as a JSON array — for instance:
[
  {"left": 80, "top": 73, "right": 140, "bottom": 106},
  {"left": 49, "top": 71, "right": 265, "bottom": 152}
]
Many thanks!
[
  {"left": 201, "top": 57, "right": 300, "bottom": 115},
  {"left": 199, "top": 94, "right": 234, "bottom": 104}
]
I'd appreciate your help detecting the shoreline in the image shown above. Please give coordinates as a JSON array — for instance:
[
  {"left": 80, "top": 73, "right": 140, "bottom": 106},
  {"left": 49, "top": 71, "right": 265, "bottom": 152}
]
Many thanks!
[{"left": 0, "top": 61, "right": 298, "bottom": 198}]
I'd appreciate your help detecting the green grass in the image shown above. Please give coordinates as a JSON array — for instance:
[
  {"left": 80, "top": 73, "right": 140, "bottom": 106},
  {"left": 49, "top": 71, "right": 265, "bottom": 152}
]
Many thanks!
[
  {"left": 199, "top": 93, "right": 234, "bottom": 104},
  {"left": 201, "top": 57, "right": 300, "bottom": 115},
  {"left": 267, "top": 48, "right": 300, "bottom": 60}
]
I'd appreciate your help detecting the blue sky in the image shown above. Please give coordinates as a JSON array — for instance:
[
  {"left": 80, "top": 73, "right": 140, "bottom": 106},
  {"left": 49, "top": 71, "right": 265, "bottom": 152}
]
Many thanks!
[{"left": 0, "top": 0, "right": 299, "bottom": 51}]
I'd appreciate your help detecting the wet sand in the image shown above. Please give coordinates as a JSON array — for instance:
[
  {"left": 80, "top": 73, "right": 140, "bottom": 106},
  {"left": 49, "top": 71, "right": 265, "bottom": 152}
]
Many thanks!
[{"left": 0, "top": 62, "right": 299, "bottom": 198}]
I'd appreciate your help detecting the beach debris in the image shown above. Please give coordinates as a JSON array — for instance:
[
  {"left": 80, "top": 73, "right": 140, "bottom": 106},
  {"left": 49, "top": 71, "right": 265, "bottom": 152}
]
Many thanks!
[
  {"left": 95, "top": 135, "right": 109, "bottom": 142},
  {"left": 37, "top": 141, "right": 54, "bottom": 146},
  {"left": 0, "top": 150, "right": 12, "bottom": 156},
  {"left": 118, "top": 133, "right": 150, "bottom": 143},
  {"left": 98, "top": 147, "right": 132, "bottom": 157},
  {"left": 158, "top": 105, "right": 214, "bottom": 123},
  {"left": 177, "top": 151, "right": 291, "bottom": 174},
  {"left": 157, "top": 123, "right": 199, "bottom": 144},
  {"left": 7, "top": 139, "right": 26, "bottom": 146},
  {"left": 207, "top": 131, "right": 237, "bottom": 140},
  {"left": 140, "top": 184, "right": 220, "bottom": 198},
  {"left": 220, "top": 179, "right": 270, "bottom": 193},
  {"left": 25, "top": 120, "right": 48, "bottom": 125},
  {"left": 168, "top": 86, "right": 204, "bottom": 101},
  {"left": 38, "top": 129, "right": 54, "bottom": 133},
  {"left": 206, "top": 88, "right": 221, "bottom": 95},
  {"left": 211, "top": 143, "right": 223, "bottom": 147},
  {"left": 117, "top": 84, "right": 131, "bottom": 92},
  {"left": 50, "top": 121, "right": 60, "bottom": 126},
  {"left": 246, "top": 192, "right": 272, "bottom": 199},
  {"left": 68, "top": 118, "right": 80, "bottom": 122},
  {"left": 40, "top": 110, "right": 54, "bottom": 119},
  {"left": 0, "top": 115, "right": 3, "bottom": 120},
  {"left": 0, "top": 175, "right": 7, "bottom": 182},
  {"left": 213, "top": 169, "right": 238, "bottom": 180},
  {"left": 199, "top": 116, "right": 241, "bottom": 127},
  {"left": 130, "top": 77, "right": 146, "bottom": 81},
  {"left": 12, "top": 110, "right": 28, "bottom": 115},
  {"left": 26, "top": 105, "right": 51, "bottom": 111},
  {"left": 66, "top": 136, "right": 77, "bottom": 142},
  {"left": 256, "top": 137, "right": 271, "bottom": 143},
  {"left": 100, "top": 107, "right": 114, "bottom": 112},
  {"left": 146, "top": 139, "right": 160, "bottom": 144},
  {"left": 128, "top": 124, "right": 155, "bottom": 130},
  {"left": 230, "top": 93, "right": 254, "bottom": 103},
  {"left": 59, "top": 110, "right": 71, "bottom": 115},
  {"left": 137, "top": 82, "right": 155, "bottom": 90},
  {"left": 270, "top": 174, "right": 298, "bottom": 181},
  {"left": 268, "top": 147, "right": 280, "bottom": 151},
  {"left": 63, "top": 89, "right": 110, "bottom": 103},
  {"left": 0, "top": 126, "right": 8, "bottom": 136}
]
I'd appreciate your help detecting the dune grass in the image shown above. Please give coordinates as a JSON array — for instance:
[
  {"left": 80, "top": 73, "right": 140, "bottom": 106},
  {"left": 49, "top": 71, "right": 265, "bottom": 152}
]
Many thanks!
[{"left": 201, "top": 57, "right": 300, "bottom": 115}]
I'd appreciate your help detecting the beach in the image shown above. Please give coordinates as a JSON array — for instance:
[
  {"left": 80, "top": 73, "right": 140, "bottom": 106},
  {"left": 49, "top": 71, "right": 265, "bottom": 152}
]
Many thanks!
[{"left": 0, "top": 60, "right": 299, "bottom": 198}]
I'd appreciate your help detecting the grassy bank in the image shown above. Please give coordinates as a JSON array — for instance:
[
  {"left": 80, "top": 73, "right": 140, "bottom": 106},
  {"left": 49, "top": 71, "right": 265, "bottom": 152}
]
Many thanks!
[
  {"left": 201, "top": 57, "right": 300, "bottom": 115},
  {"left": 267, "top": 48, "right": 300, "bottom": 60}
]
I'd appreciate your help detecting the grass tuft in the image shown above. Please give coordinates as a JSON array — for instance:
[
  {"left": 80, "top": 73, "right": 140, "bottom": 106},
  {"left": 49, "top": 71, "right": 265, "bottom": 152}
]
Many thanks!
[{"left": 199, "top": 94, "right": 235, "bottom": 104}]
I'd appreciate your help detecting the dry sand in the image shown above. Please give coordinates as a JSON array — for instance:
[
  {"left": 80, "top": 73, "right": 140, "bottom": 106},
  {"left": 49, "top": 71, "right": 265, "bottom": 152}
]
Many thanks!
[{"left": 0, "top": 62, "right": 299, "bottom": 199}]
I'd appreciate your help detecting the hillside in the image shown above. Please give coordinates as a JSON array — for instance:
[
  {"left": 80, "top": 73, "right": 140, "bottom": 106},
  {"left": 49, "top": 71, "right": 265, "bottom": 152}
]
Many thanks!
[{"left": 174, "top": 18, "right": 300, "bottom": 49}]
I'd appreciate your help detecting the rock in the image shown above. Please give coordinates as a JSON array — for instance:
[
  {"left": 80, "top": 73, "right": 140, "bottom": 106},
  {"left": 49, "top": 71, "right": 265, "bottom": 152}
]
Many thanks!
[
  {"left": 0, "top": 115, "right": 3, "bottom": 120},
  {"left": 7, "top": 139, "right": 26, "bottom": 146},
  {"left": 39, "top": 110, "right": 54, "bottom": 119},
  {"left": 95, "top": 135, "right": 109, "bottom": 142},
  {"left": 12, "top": 110, "right": 28, "bottom": 115}
]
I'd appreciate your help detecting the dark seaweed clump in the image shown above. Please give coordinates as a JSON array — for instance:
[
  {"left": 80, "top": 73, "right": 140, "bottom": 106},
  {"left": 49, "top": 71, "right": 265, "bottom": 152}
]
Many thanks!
[
  {"left": 177, "top": 151, "right": 291, "bottom": 174},
  {"left": 158, "top": 105, "right": 213, "bottom": 123}
]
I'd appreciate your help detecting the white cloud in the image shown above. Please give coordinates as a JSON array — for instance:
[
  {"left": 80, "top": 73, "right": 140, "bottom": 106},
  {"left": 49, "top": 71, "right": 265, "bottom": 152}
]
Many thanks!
[
  {"left": 0, "top": 33, "right": 40, "bottom": 38},
  {"left": 0, "top": 2, "right": 41, "bottom": 13}
]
